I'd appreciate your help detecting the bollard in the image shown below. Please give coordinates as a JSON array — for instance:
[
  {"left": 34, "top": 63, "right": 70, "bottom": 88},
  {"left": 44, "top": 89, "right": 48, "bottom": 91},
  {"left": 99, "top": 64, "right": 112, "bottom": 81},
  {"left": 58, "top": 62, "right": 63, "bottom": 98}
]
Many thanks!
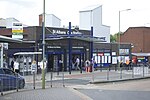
[
  {"left": 109, "top": 65, "right": 111, "bottom": 71},
  {"left": 120, "top": 67, "right": 122, "bottom": 79},
  {"left": 0, "top": 79, "right": 3, "bottom": 96},
  {"left": 33, "top": 72, "right": 35, "bottom": 89},
  {"left": 16, "top": 74, "right": 18, "bottom": 92},
  {"left": 62, "top": 68, "right": 65, "bottom": 87},
  {"left": 100, "top": 66, "right": 102, "bottom": 72},
  {"left": 107, "top": 68, "right": 109, "bottom": 80},
  {"left": 57, "top": 66, "right": 59, "bottom": 76},
  {"left": 80, "top": 66, "right": 82, "bottom": 74},
  {"left": 91, "top": 65, "right": 94, "bottom": 82},
  {"left": 132, "top": 66, "right": 134, "bottom": 78},
  {"left": 50, "top": 68, "right": 53, "bottom": 88},
  {"left": 143, "top": 65, "right": 144, "bottom": 77}
]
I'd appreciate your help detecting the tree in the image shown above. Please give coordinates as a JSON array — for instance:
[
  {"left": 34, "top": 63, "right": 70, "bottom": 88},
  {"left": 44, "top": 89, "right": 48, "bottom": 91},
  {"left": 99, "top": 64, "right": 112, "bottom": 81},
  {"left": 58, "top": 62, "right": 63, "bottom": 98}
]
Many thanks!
[
  {"left": 110, "top": 32, "right": 123, "bottom": 43},
  {"left": 110, "top": 34, "right": 115, "bottom": 42},
  {"left": 110, "top": 34, "right": 117, "bottom": 42}
]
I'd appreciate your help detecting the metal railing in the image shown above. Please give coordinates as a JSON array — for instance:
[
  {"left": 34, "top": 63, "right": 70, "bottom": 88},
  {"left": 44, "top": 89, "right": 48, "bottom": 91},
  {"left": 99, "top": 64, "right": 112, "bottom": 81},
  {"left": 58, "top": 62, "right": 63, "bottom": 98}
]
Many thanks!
[{"left": 1, "top": 64, "right": 150, "bottom": 96}]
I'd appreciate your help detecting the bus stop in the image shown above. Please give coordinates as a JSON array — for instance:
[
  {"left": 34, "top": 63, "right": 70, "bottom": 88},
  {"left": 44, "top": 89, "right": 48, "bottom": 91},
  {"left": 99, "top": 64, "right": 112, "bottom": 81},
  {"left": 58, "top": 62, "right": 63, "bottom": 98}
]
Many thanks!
[{"left": 13, "top": 52, "right": 42, "bottom": 76}]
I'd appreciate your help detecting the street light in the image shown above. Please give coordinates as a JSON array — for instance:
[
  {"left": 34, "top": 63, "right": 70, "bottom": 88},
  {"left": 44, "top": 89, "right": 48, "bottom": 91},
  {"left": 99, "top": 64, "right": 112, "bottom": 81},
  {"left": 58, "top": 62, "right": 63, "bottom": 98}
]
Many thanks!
[
  {"left": 118, "top": 9, "right": 131, "bottom": 70},
  {"left": 119, "top": 9, "right": 131, "bottom": 33}
]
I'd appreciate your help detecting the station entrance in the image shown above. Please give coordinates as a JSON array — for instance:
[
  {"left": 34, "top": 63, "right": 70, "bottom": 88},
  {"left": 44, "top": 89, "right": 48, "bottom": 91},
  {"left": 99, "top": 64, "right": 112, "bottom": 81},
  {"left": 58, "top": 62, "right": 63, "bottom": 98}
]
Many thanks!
[
  {"left": 46, "top": 49, "right": 86, "bottom": 72},
  {"left": 47, "top": 53, "right": 64, "bottom": 72}
]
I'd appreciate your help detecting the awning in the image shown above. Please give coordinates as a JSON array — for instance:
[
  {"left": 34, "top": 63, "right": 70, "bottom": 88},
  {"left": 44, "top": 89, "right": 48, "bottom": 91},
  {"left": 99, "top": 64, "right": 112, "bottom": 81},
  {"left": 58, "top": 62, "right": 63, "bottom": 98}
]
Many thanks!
[
  {"left": 132, "top": 53, "right": 150, "bottom": 56},
  {"left": 70, "top": 37, "right": 105, "bottom": 42},
  {"left": 0, "top": 35, "right": 22, "bottom": 43},
  {"left": 14, "top": 52, "right": 42, "bottom": 55},
  {"left": 45, "top": 34, "right": 106, "bottom": 42}
]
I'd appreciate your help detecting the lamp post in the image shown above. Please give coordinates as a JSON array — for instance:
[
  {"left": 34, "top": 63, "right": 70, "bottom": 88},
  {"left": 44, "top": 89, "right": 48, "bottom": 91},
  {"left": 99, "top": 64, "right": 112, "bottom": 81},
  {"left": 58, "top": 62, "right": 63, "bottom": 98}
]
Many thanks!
[
  {"left": 42, "top": 0, "right": 46, "bottom": 89},
  {"left": 119, "top": 9, "right": 131, "bottom": 34},
  {"left": 118, "top": 9, "right": 131, "bottom": 70}
]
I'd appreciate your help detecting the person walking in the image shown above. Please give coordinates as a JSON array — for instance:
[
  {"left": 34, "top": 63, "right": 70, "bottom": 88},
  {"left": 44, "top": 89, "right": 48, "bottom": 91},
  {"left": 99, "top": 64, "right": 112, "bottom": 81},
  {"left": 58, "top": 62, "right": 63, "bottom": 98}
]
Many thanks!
[
  {"left": 14, "top": 60, "right": 19, "bottom": 73},
  {"left": 11, "top": 59, "right": 14, "bottom": 70},
  {"left": 31, "top": 60, "right": 37, "bottom": 74},
  {"left": 84, "top": 59, "right": 90, "bottom": 72},
  {"left": 40, "top": 59, "right": 47, "bottom": 79},
  {"left": 75, "top": 57, "right": 80, "bottom": 70}
]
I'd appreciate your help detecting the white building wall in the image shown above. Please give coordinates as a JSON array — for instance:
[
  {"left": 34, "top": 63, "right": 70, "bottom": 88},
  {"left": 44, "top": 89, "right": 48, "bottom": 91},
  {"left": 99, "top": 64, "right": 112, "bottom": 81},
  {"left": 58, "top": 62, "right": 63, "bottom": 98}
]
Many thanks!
[
  {"left": 45, "top": 15, "right": 52, "bottom": 27},
  {"left": 52, "top": 15, "right": 61, "bottom": 27},
  {"left": 79, "top": 11, "right": 91, "bottom": 30},
  {"left": 45, "top": 14, "right": 61, "bottom": 27},
  {"left": 93, "top": 6, "right": 102, "bottom": 26},
  {"left": 79, "top": 5, "right": 110, "bottom": 43},
  {"left": 0, "top": 18, "right": 6, "bottom": 27},
  {"left": 6, "top": 18, "right": 19, "bottom": 28},
  {"left": 99, "top": 25, "right": 110, "bottom": 43}
]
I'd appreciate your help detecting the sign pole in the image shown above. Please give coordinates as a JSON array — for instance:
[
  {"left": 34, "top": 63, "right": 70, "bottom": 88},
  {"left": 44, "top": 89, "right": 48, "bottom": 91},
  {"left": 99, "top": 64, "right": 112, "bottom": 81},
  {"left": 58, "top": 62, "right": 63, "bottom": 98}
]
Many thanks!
[{"left": 42, "top": 0, "right": 46, "bottom": 89}]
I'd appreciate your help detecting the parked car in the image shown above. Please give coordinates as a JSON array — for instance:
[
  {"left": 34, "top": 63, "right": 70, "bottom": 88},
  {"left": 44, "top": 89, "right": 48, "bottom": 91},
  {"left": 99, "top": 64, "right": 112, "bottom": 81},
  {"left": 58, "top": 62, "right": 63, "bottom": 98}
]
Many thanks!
[{"left": 0, "top": 68, "right": 25, "bottom": 91}]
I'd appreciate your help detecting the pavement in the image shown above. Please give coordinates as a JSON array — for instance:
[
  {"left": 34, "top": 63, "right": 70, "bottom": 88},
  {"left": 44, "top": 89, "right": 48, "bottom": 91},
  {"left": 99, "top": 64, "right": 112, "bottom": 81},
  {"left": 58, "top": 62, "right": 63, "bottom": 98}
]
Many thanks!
[{"left": 0, "top": 68, "right": 150, "bottom": 100}]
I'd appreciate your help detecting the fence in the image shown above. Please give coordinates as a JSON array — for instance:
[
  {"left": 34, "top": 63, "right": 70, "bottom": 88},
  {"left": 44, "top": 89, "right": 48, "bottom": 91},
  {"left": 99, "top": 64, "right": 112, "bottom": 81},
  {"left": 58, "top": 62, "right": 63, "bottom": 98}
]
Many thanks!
[
  {"left": 0, "top": 68, "right": 66, "bottom": 96},
  {"left": 91, "top": 64, "right": 150, "bottom": 83},
  {"left": 0, "top": 64, "right": 150, "bottom": 96}
]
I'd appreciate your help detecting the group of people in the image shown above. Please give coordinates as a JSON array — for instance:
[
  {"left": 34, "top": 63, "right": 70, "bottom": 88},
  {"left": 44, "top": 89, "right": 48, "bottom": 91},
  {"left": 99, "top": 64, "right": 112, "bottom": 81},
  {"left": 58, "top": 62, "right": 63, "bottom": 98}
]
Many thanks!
[
  {"left": 10, "top": 56, "right": 96, "bottom": 74},
  {"left": 119, "top": 59, "right": 132, "bottom": 70},
  {"left": 73, "top": 57, "right": 96, "bottom": 72},
  {"left": 11, "top": 58, "right": 38, "bottom": 74}
]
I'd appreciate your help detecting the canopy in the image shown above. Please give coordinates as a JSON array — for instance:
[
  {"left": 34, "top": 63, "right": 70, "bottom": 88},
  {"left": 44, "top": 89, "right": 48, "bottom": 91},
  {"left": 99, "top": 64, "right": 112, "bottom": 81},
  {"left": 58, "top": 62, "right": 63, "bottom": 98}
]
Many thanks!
[
  {"left": 132, "top": 53, "right": 150, "bottom": 57},
  {"left": 0, "top": 35, "right": 22, "bottom": 43},
  {"left": 14, "top": 52, "right": 42, "bottom": 55}
]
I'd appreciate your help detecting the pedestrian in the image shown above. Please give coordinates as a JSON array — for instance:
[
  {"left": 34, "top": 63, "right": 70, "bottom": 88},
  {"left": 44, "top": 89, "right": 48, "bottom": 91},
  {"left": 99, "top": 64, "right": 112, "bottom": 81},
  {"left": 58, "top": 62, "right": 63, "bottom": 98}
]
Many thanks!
[
  {"left": 31, "top": 60, "right": 37, "bottom": 74},
  {"left": 75, "top": 57, "right": 80, "bottom": 70},
  {"left": 125, "top": 59, "right": 130, "bottom": 70},
  {"left": 120, "top": 60, "right": 123, "bottom": 69},
  {"left": 91, "top": 58, "right": 96, "bottom": 71},
  {"left": 84, "top": 59, "right": 90, "bottom": 72},
  {"left": 40, "top": 59, "right": 47, "bottom": 79},
  {"left": 11, "top": 59, "right": 14, "bottom": 71},
  {"left": 14, "top": 60, "right": 19, "bottom": 73}
]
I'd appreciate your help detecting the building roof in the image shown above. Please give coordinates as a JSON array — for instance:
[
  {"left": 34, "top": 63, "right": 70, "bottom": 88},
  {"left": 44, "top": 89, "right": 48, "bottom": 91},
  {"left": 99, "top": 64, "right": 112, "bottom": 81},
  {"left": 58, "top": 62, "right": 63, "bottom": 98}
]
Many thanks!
[
  {"left": 80, "top": 5, "right": 102, "bottom": 12},
  {"left": 45, "top": 34, "right": 106, "bottom": 42},
  {"left": 124, "top": 27, "right": 150, "bottom": 33}
]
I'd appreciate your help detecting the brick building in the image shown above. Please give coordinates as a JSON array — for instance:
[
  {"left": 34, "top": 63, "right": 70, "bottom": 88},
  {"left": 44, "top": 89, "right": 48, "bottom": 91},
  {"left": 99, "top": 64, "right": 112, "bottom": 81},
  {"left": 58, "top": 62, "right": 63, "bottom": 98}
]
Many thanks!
[
  {"left": 120, "top": 27, "right": 150, "bottom": 63},
  {"left": 121, "top": 27, "right": 150, "bottom": 53}
]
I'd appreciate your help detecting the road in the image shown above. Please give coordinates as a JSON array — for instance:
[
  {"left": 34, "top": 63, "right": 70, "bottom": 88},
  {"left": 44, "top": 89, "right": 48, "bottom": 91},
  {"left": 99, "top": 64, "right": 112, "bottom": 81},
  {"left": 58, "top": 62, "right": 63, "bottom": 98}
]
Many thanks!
[
  {"left": 76, "top": 79, "right": 150, "bottom": 100},
  {"left": 1, "top": 71, "right": 150, "bottom": 100},
  {"left": 95, "top": 79, "right": 150, "bottom": 91}
]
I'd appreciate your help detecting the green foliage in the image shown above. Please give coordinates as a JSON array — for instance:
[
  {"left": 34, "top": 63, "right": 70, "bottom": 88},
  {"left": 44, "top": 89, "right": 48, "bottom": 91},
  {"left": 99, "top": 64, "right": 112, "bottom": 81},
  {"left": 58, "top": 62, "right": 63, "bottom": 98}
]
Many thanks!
[
  {"left": 110, "top": 32, "right": 123, "bottom": 42},
  {"left": 110, "top": 34, "right": 117, "bottom": 42}
]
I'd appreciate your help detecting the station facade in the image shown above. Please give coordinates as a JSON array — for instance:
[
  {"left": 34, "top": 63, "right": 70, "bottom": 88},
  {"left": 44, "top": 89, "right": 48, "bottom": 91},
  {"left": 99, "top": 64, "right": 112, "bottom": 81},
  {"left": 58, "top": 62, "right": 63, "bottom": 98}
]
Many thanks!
[{"left": 0, "top": 26, "right": 131, "bottom": 73}]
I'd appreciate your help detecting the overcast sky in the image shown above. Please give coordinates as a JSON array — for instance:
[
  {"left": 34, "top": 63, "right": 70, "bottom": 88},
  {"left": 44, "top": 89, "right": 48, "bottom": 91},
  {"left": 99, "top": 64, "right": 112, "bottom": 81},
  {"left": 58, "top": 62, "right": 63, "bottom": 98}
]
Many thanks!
[{"left": 0, "top": 0, "right": 150, "bottom": 34}]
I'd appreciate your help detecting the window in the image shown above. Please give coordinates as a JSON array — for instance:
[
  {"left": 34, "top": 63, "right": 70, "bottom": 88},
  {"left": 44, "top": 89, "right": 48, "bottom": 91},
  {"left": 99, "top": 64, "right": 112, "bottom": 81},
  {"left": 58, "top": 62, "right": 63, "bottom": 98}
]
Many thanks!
[{"left": 3, "top": 69, "right": 15, "bottom": 76}]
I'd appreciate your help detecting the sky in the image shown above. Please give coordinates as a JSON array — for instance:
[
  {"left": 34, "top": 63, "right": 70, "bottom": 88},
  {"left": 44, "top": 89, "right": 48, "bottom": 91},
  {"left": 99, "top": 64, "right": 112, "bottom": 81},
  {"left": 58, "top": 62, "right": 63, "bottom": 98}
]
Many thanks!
[{"left": 0, "top": 0, "right": 150, "bottom": 34}]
